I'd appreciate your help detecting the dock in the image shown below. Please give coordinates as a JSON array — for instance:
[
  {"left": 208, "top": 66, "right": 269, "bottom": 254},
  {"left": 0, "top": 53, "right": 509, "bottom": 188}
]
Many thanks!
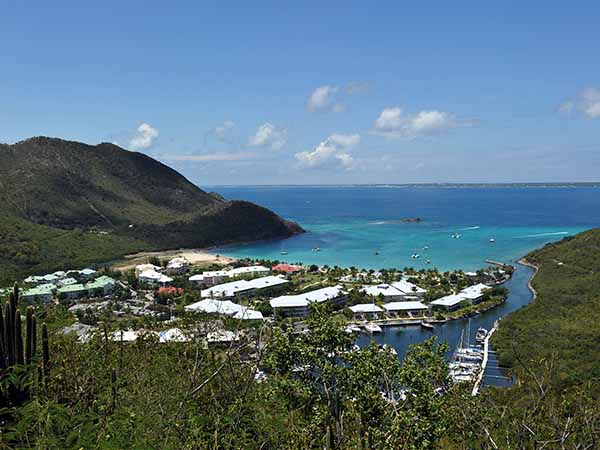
[
  {"left": 471, "top": 321, "right": 498, "bottom": 396},
  {"left": 484, "top": 259, "right": 510, "bottom": 267}
]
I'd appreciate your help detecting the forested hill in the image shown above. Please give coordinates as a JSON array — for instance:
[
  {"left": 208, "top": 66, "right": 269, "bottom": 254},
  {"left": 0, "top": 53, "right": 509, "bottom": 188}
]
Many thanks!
[
  {"left": 0, "top": 137, "right": 302, "bottom": 282},
  {"left": 494, "top": 227, "right": 600, "bottom": 389}
]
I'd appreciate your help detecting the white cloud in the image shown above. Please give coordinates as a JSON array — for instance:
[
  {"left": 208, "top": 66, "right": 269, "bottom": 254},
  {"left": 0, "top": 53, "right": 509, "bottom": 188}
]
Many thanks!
[
  {"left": 560, "top": 87, "right": 600, "bottom": 118},
  {"left": 328, "top": 133, "right": 361, "bottom": 147},
  {"left": 129, "top": 123, "right": 159, "bottom": 150},
  {"left": 248, "top": 122, "right": 287, "bottom": 150},
  {"left": 294, "top": 133, "right": 360, "bottom": 169},
  {"left": 306, "top": 85, "right": 339, "bottom": 112},
  {"left": 372, "top": 107, "right": 462, "bottom": 139},
  {"left": 214, "top": 120, "right": 236, "bottom": 140},
  {"left": 305, "top": 82, "right": 368, "bottom": 113}
]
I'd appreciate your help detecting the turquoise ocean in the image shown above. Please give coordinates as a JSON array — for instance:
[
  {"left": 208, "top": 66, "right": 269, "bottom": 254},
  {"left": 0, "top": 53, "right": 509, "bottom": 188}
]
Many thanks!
[
  {"left": 209, "top": 186, "right": 600, "bottom": 271},
  {"left": 207, "top": 186, "right": 600, "bottom": 380}
]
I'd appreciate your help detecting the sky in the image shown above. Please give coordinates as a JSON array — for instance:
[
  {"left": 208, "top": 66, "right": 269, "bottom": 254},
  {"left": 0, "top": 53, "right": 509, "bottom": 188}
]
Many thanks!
[{"left": 1, "top": 1, "right": 599, "bottom": 186}]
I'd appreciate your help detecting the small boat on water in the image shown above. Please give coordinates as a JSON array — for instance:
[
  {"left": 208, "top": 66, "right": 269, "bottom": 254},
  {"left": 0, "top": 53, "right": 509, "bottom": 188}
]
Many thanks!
[
  {"left": 420, "top": 321, "right": 434, "bottom": 330},
  {"left": 489, "top": 238, "right": 496, "bottom": 243},
  {"left": 345, "top": 324, "right": 362, "bottom": 333},
  {"left": 411, "top": 253, "right": 420, "bottom": 259},
  {"left": 423, "top": 245, "right": 429, "bottom": 250},
  {"left": 379, "top": 344, "right": 398, "bottom": 356},
  {"left": 475, "top": 327, "right": 488, "bottom": 345},
  {"left": 280, "top": 251, "right": 288, "bottom": 255},
  {"left": 364, "top": 323, "right": 382, "bottom": 334},
  {"left": 452, "top": 233, "right": 461, "bottom": 239},
  {"left": 312, "top": 247, "right": 321, "bottom": 252},
  {"left": 426, "top": 259, "right": 431, "bottom": 264},
  {"left": 374, "top": 250, "right": 380, "bottom": 255}
]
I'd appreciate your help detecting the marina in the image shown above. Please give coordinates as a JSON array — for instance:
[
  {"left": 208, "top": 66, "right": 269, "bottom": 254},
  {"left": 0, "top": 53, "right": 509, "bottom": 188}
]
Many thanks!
[{"left": 356, "top": 261, "right": 535, "bottom": 388}]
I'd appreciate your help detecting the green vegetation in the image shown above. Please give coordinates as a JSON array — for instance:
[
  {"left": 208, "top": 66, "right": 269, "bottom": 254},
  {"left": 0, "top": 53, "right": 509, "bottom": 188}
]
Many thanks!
[
  {"left": 1, "top": 285, "right": 50, "bottom": 409},
  {"left": 0, "top": 214, "right": 148, "bottom": 285},
  {"left": 2, "top": 229, "right": 600, "bottom": 448},
  {"left": 0, "top": 137, "right": 302, "bottom": 284},
  {"left": 494, "top": 228, "right": 600, "bottom": 389}
]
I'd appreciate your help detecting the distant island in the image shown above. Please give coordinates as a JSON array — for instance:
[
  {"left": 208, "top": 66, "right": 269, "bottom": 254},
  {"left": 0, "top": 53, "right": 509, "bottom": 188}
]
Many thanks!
[{"left": 0, "top": 137, "right": 303, "bottom": 283}]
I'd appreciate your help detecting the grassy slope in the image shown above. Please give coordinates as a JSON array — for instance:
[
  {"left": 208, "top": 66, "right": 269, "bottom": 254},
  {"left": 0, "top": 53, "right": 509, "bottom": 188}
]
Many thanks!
[
  {"left": 0, "top": 214, "right": 149, "bottom": 286},
  {"left": 494, "top": 228, "right": 600, "bottom": 388}
]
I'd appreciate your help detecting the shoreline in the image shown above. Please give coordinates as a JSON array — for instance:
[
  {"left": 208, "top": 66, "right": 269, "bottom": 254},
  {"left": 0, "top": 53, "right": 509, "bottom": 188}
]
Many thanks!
[
  {"left": 517, "top": 257, "right": 539, "bottom": 301},
  {"left": 113, "top": 248, "right": 237, "bottom": 271}
]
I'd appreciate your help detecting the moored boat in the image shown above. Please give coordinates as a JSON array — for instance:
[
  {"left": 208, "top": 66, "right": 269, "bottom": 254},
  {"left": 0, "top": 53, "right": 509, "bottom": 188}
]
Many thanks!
[{"left": 364, "top": 323, "right": 382, "bottom": 334}]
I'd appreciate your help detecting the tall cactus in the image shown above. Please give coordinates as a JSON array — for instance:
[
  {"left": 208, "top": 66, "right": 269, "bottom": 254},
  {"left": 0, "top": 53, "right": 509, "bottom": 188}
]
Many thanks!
[
  {"left": 42, "top": 322, "right": 50, "bottom": 378},
  {"left": 15, "top": 308, "right": 24, "bottom": 365},
  {"left": 0, "top": 305, "right": 5, "bottom": 371},
  {"left": 25, "top": 307, "right": 34, "bottom": 364},
  {"left": 0, "top": 283, "right": 50, "bottom": 405}
]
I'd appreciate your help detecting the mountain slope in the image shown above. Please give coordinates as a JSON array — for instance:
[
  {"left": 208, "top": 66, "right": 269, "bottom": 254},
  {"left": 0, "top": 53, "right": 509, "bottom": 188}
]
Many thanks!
[{"left": 0, "top": 137, "right": 302, "bottom": 281}]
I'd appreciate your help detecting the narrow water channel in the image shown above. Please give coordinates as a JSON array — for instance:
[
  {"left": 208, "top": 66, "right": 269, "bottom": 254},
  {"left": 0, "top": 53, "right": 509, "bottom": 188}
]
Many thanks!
[{"left": 357, "top": 261, "right": 535, "bottom": 386}]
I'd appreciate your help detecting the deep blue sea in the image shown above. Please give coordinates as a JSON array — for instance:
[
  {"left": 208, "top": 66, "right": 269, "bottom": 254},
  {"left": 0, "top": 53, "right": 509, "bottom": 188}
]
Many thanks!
[
  {"left": 207, "top": 186, "right": 600, "bottom": 385},
  {"left": 209, "top": 186, "right": 600, "bottom": 271}
]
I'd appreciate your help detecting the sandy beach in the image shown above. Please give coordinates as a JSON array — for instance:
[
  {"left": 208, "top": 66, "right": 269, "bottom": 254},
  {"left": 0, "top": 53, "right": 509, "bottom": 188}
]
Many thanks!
[{"left": 113, "top": 248, "right": 236, "bottom": 271}]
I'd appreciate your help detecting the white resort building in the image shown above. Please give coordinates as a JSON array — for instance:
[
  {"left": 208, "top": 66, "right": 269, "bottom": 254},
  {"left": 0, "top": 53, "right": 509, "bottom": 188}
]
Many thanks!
[
  {"left": 138, "top": 269, "right": 173, "bottom": 286},
  {"left": 360, "top": 284, "right": 406, "bottom": 301},
  {"left": 184, "top": 298, "right": 264, "bottom": 320},
  {"left": 348, "top": 303, "right": 384, "bottom": 320},
  {"left": 459, "top": 283, "right": 491, "bottom": 304},
  {"left": 188, "top": 265, "right": 271, "bottom": 287},
  {"left": 430, "top": 294, "right": 466, "bottom": 311},
  {"left": 201, "top": 275, "right": 288, "bottom": 299},
  {"left": 270, "top": 285, "right": 346, "bottom": 319},
  {"left": 390, "top": 280, "right": 427, "bottom": 298},
  {"left": 383, "top": 301, "right": 429, "bottom": 317},
  {"left": 430, "top": 283, "right": 491, "bottom": 311},
  {"left": 189, "top": 270, "right": 230, "bottom": 287}
]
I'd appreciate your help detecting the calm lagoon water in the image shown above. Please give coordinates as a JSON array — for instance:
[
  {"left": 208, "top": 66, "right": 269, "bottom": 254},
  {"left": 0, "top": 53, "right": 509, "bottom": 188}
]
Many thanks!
[
  {"left": 208, "top": 186, "right": 600, "bottom": 383},
  {"left": 209, "top": 186, "right": 600, "bottom": 272}
]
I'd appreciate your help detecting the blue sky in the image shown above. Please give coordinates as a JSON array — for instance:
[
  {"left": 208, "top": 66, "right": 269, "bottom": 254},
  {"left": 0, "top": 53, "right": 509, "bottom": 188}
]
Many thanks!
[{"left": 1, "top": 1, "right": 599, "bottom": 185}]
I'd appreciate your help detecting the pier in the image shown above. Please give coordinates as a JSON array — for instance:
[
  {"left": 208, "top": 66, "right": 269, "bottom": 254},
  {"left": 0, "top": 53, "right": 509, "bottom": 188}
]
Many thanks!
[
  {"left": 484, "top": 259, "right": 510, "bottom": 267},
  {"left": 472, "top": 321, "right": 498, "bottom": 396}
]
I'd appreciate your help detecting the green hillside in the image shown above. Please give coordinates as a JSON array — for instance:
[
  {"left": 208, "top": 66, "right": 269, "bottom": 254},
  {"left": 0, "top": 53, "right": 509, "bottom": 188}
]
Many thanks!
[
  {"left": 494, "top": 228, "right": 600, "bottom": 389},
  {"left": 0, "top": 137, "right": 302, "bottom": 283}
]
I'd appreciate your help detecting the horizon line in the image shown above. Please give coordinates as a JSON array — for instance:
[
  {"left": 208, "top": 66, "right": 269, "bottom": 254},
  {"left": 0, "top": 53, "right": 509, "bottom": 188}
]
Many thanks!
[{"left": 202, "top": 182, "right": 600, "bottom": 188}]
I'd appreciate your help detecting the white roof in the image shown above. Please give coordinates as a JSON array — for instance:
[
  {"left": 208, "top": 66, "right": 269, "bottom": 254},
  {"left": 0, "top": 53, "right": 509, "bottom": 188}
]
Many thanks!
[
  {"left": 270, "top": 285, "right": 344, "bottom": 308},
  {"left": 139, "top": 270, "right": 173, "bottom": 284},
  {"left": 201, "top": 275, "right": 287, "bottom": 298},
  {"left": 136, "top": 263, "right": 161, "bottom": 273},
  {"left": 112, "top": 330, "right": 140, "bottom": 342},
  {"left": 244, "top": 275, "right": 288, "bottom": 289},
  {"left": 361, "top": 284, "right": 403, "bottom": 297},
  {"left": 189, "top": 270, "right": 229, "bottom": 281},
  {"left": 79, "top": 268, "right": 97, "bottom": 276},
  {"left": 185, "top": 299, "right": 244, "bottom": 315},
  {"left": 465, "top": 271, "right": 478, "bottom": 277},
  {"left": 233, "top": 308, "right": 264, "bottom": 320},
  {"left": 159, "top": 328, "right": 188, "bottom": 343},
  {"left": 201, "top": 280, "right": 253, "bottom": 298},
  {"left": 431, "top": 294, "right": 466, "bottom": 307},
  {"left": 460, "top": 283, "right": 490, "bottom": 300},
  {"left": 391, "top": 280, "right": 426, "bottom": 295},
  {"left": 57, "top": 277, "right": 78, "bottom": 287},
  {"left": 383, "top": 301, "right": 428, "bottom": 311},
  {"left": 227, "top": 265, "right": 270, "bottom": 276},
  {"left": 349, "top": 303, "right": 383, "bottom": 313}
]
